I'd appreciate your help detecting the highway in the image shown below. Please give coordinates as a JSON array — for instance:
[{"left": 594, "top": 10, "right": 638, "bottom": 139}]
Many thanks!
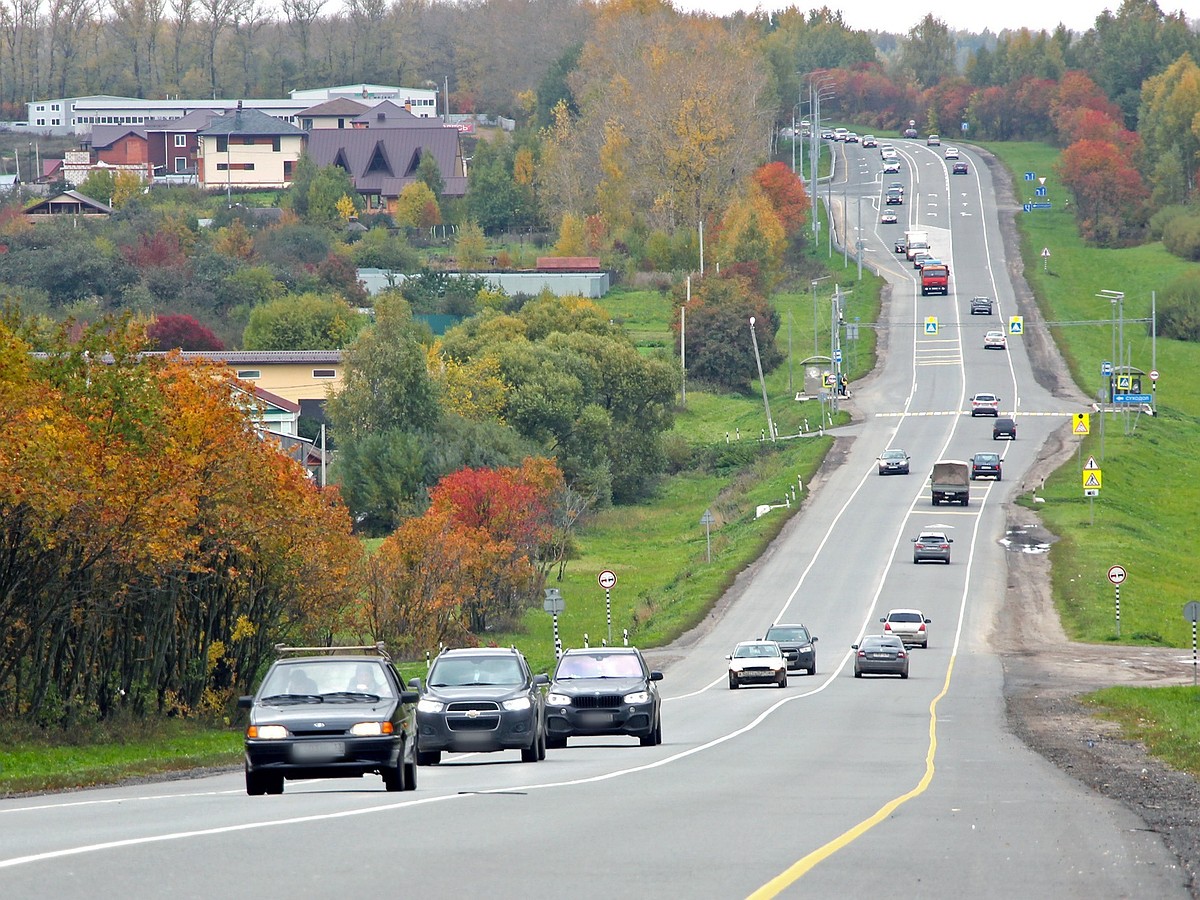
[{"left": 0, "top": 140, "right": 1188, "bottom": 899}]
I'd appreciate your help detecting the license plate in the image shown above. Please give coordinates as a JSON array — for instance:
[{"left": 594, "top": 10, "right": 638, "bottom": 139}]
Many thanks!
[
  {"left": 292, "top": 741, "right": 344, "bottom": 762},
  {"left": 580, "top": 711, "right": 612, "bottom": 726},
  {"left": 871, "top": 654, "right": 892, "bottom": 659}
]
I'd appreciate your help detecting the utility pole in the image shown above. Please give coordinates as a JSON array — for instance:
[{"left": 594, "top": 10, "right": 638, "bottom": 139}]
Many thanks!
[{"left": 749, "top": 317, "right": 775, "bottom": 441}]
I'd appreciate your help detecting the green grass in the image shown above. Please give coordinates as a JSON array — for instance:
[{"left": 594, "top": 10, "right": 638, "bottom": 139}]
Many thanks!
[{"left": 1084, "top": 685, "right": 1200, "bottom": 777}]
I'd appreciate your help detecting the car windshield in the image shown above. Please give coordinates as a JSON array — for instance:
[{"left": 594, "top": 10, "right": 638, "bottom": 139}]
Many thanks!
[
  {"left": 260, "top": 662, "right": 394, "bottom": 700},
  {"left": 428, "top": 656, "right": 525, "bottom": 686},
  {"left": 734, "top": 644, "right": 780, "bottom": 658},
  {"left": 862, "top": 638, "right": 900, "bottom": 651},
  {"left": 917, "top": 534, "right": 946, "bottom": 543},
  {"left": 881, "top": 451, "right": 905, "bottom": 460},
  {"left": 889, "top": 612, "right": 924, "bottom": 623},
  {"left": 765, "top": 627, "right": 809, "bottom": 642},
  {"left": 976, "top": 454, "right": 999, "bottom": 463},
  {"left": 555, "top": 653, "right": 644, "bottom": 679}
]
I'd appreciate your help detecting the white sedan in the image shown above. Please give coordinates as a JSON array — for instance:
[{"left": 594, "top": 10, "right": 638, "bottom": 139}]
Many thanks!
[
  {"left": 983, "top": 330, "right": 1007, "bottom": 350},
  {"left": 944, "top": 146, "right": 959, "bottom": 159},
  {"left": 727, "top": 641, "right": 788, "bottom": 689}
]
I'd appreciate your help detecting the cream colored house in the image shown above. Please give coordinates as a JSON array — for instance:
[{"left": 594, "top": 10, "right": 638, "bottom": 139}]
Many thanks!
[
  {"left": 176, "top": 350, "right": 344, "bottom": 408},
  {"left": 196, "top": 106, "right": 306, "bottom": 190}
]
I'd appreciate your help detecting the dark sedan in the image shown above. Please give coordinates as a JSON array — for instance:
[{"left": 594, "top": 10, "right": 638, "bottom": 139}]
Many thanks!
[
  {"left": 239, "top": 647, "right": 419, "bottom": 795},
  {"left": 544, "top": 647, "right": 663, "bottom": 748},
  {"left": 852, "top": 636, "right": 909, "bottom": 678},
  {"left": 413, "top": 647, "right": 548, "bottom": 765}
]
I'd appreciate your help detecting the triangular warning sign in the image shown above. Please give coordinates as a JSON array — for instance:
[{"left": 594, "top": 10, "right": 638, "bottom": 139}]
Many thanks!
[
  {"left": 1084, "top": 472, "right": 1101, "bottom": 487},
  {"left": 1074, "top": 420, "right": 1089, "bottom": 434},
  {"left": 1083, "top": 455, "right": 1099, "bottom": 470}
]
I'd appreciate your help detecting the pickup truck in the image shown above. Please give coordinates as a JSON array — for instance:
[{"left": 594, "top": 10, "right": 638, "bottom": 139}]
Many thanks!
[
  {"left": 921, "top": 264, "right": 949, "bottom": 296},
  {"left": 930, "top": 460, "right": 970, "bottom": 506}
]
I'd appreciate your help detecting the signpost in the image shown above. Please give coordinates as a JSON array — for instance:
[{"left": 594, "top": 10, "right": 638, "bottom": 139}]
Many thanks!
[
  {"left": 598, "top": 570, "right": 616, "bottom": 644},
  {"left": 700, "top": 509, "right": 715, "bottom": 563},
  {"left": 1108, "top": 565, "right": 1126, "bottom": 637},
  {"left": 1041, "top": 246, "right": 1050, "bottom": 272},
  {"left": 1185, "top": 602, "right": 1200, "bottom": 685},
  {"left": 543, "top": 588, "right": 564, "bottom": 657}
]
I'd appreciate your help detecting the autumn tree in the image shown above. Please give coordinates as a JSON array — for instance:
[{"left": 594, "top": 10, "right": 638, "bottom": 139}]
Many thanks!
[
  {"left": 752, "top": 162, "right": 809, "bottom": 234},
  {"left": 242, "top": 292, "right": 368, "bottom": 351},
  {"left": 1057, "top": 138, "right": 1150, "bottom": 245},
  {"left": 673, "top": 272, "right": 782, "bottom": 393},
  {"left": 148, "top": 313, "right": 226, "bottom": 350},
  {"left": 393, "top": 181, "right": 442, "bottom": 230},
  {"left": 1138, "top": 54, "right": 1200, "bottom": 207}
]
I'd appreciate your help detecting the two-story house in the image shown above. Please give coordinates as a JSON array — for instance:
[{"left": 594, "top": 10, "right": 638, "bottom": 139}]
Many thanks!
[
  {"left": 196, "top": 106, "right": 306, "bottom": 190},
  {"left": 298, "top": 98, "right": 370, "bottom": 131}
]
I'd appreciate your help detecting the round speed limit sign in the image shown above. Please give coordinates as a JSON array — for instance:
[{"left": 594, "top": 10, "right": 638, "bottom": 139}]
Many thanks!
[{"left": 1108, "top": 565, "right": 1127, "bottom": 585}]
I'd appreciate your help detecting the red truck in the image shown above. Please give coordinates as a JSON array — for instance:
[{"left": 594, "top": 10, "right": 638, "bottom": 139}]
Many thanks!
[{"left": 920, "top": 264, "right": 949, "bottom": 296}]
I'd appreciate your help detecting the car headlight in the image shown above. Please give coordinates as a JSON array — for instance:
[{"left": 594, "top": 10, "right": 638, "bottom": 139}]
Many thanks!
[
  {"left": 502, "top": 696, "right": 532, "bottom": 711},
  {"left": 545, "top": 693, "right": 571, "bottom": 707},
  {"left": 417, "top": 698, "right": 444, "bottom": 714},
  {"left": 623, "top": 690, "right": 650, "bottom": 704},
  {"left": 248, "top": 724, "right": 288, "bottom": 740},
  {"left": 349, "top": 721, "right": 394, "bottom": 736},
  {"left": 800, "top": 644, "right": 812, "bottom": 652}
]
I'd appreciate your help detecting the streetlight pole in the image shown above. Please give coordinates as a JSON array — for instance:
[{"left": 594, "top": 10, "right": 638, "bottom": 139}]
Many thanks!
[
  {"left": 811, "top": 275, "right": 830, "bottom": 357},
  {"left": 749, "top": 316, "right": 775, "bottom": 442}
]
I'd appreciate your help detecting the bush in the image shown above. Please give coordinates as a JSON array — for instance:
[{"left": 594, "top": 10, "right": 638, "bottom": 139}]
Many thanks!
[
  {"left": 1161, "top": 214, "right": 1200, "bottom": 261},
  {"left": 1148, "top": 204, "right": 1192, "bottom": 241},
  {"left": 1157, "top": 270, "right": 1200, "bottom": 341}
]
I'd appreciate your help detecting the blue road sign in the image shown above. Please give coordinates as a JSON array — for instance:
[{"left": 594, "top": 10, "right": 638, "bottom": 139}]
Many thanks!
[
  {"left": 1035, "top": 186, "right": 1047, "bottom": 196},
  {"left": 1023, "top": 203, "right": 1033, "bottom": 212},
  {"left": 1113, "top": 394, "right": 1153, "bottom": 404},
  {"left": 1101, "top": 361, "right": 1113, "bottom": 376},
  {"left": 834, "top": 349, "right": 842, "bottom": 363},
  {"left": 1024, "top": 172, "right": 1035, "bottom": 181},
  {"left": 1031, "top": 202, "right": 1051, "bottom": 209}
]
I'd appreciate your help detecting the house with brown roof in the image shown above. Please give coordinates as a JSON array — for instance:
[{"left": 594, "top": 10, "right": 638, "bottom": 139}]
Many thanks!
[
  {"left": 305, "top": 122, "right": 467, "bottom": 213},
  {"left": 298, "top": 98, "right": 370, "bottom": 131},
  {"left": 89, "top": 125, "right": 151, "bottom": 178},
  {"left": 25, "top": 190, "right": 113, "bottom": 220},
  {"left": 197, "top": 106, "right": 306, "bottom": 190},
  {"left": 145, "top": 109, "right": 216, "bottom": 180}
]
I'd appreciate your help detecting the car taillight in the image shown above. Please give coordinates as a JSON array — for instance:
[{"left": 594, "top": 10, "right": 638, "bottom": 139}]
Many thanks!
[
  {"left": 919, "top": 623, "right": 926, "bottom": 631},
  {"left": 940, "top": 543, "right": 949, "bottom": 550},
  {"left": 857, "top": 650, "right": 866, "bottom": 657},
  {"left": 898, "top": 650, "right": 907, "bottom": 658},
  {"left": 883, "top": 622, "right": 892, "bottom": 631}
]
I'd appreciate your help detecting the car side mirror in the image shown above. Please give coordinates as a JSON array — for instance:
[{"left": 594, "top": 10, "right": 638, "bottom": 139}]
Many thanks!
[
  {"left": 911, "top": 538, "right": 918, "bottom": 542},
  {"left": 237, "top": 695, "right": 254, "bottom": 709},
  {"left": 925, "top": 618, "right": 933, "bottom": 624},
  {"left": 400, "top": 690, "right": 419, "bottom": 704},
  {"left": 879, "top": 616, "right": 886, "bottom": 622},
  {"left": 725, "top": 654, "right": 733, "bottom": 660},
  {"left": 811, "top": 636, "right": 818, "bottom": 643},
  {"left": 948, "top": 538, "right": 954, "bottom": 543},
  {"left": 533, "top": 673, "right": 549, "bottom": 686},
  {"left": 649, "top": 671, "right": 664, "bottom": 681},
  {"left": 851, "top": 644, "right": 859, "bottom": 650},
  {"left": 408, "top": 677, "right": 422, "bottom": 691}
]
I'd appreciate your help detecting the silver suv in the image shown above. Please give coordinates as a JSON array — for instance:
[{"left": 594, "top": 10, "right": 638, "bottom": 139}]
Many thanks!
[{"left": 970, "top": 296, "right": 993, "bottom": 315}]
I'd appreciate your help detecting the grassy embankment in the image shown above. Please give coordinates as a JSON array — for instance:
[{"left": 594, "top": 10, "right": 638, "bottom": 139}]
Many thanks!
[
  {"left": 985, "top": 141, "right": 1200, "bottom": 776},
  {"left": 0, "top": 192, "right": 884, "bottom": 793}
]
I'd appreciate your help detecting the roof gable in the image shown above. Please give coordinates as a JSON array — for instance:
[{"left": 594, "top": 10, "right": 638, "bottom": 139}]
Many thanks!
[{"left": 201, "top": 107, "right": 305, "bottom": 137}]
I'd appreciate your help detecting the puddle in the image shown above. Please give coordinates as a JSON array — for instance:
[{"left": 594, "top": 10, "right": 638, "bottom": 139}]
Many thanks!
[{"left": 1002, "top": 526, "right": 1052, "bottom": 554}]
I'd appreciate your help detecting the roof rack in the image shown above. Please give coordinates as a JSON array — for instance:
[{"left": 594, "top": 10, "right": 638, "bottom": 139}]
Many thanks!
[{"left": 274, "top": 641, "right": 390, "bottom": 661}]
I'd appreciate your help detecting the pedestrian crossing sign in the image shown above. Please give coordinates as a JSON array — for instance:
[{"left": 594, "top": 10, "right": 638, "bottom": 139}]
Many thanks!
[
  {"left": 1009, "top": 316, "right": 1024, "bottom": 335},
  {"left": 924, "top": 317, "right": 938, "bottom": 334},
  {"left": 1073, "top": 413, "right": 1090, "bottom": 435},
  {"left": 1082, "top": 470, "right": 1102, "bottom": 489}
]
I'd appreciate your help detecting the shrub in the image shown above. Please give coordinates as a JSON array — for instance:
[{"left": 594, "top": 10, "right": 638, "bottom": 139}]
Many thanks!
[
  {"left": 1156, "top": 270, "right": 1200, "bottom": 342},
  {"left": 1161, "top": 214, "right": 1200, "bottom": 261}
]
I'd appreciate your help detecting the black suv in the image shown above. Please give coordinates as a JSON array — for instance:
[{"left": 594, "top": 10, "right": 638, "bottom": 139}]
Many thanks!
[
  {"left": 970, "top": 296, "right": 993, "bottom": 315},
  {"left": 238, "top": 645, "right": 419, "bottom": 795},
  {"left": 971, "top": 451, "right": 1002, "bottom": 480},
  {"left": 993, "top": 417, "right": 1018, "bottom": 440},
  {"left": 544, "top": 647, "right": 663, "bottom": 748},
  {"left": 763, "top": 624, "right": 818, "bottom": 675},
  {"left": 412, "top": 647, "right": 548, "bottom": 765}
]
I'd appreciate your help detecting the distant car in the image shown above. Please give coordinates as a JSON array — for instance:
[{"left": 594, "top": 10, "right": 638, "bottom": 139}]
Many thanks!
[
  {"left": 993, "top": 417, "right": 1018, "bottom": 440},
  {"left": 821, "top": 129, "right": 834, "bottom": 139},
  {"left": 845, "top": 132, "right": 859, "bottom": 143},
  {"left": 927, "top": 134, "right": 940, "bottom": 146},
  {"left": 880, "top": 608, "right": 933, "bottom": 646},
  {"left": 881, "top": 210, "right": 898, "bottom": 224},
  {"left": 877, "top": 448, "right": 910, "bottom": 475},
  {"left": 983, "top": 330, "right": 1007, "bottom": 350},
  {"left": 971, "top": 451, "right": 1003, "bottom": 480},
  {"left": 903, "top": 127, "right": 919, "bottom": 138},
  {"left": 895, "top": 238, "right": 907, "bottom": 253},
  {"left": 883, "top": 158, "right": 901, "bottom": 173},
  {"left": 833, "top": 127, "right": 849, "bottom": 141},
  {"left": 852, "top": 635, "right": 909, "bottom": 678},
  {"left": 763, "top": 624, "right": 818, "bottom": 675},
  {"left": 970, "top": 392, "right": 1001, "bottom": 416},
  {"left": 544, "top": 647, "right": 663, "bottom": 747},
  {"left": 414, "top": 646, "right": 549, "bottom": 765},
  {"left": 238, "top": 645, "right": 419, "bottom": 795},
  {"left": 862, "top": 134, "right": 878, "bottom": 148},
  {"left": 887, "top": 181, "right": 905, "bottom": 195},
  {"left": 943, "top": 147, "right": 959, "bottom": 159},
  {"left": 971, "top": 295, "right": 993, "bottom": 315},
  {"left": 886, "top": 188, "right": 904, "bottom": 205},
  {"left": 911, "top": 529, "right": 953, "bottom": 564},
  {"left": 912, "top": 251, "right": 932, "bottom": 268},
  {"left": 880, "top": 143, "right": 895, "bottom": 156},
  {"left": 727, "top": 640, "right": 788, "bottom": 689},
  {"left": 952, "top": 162, "right": 969, "bottom": 175}
]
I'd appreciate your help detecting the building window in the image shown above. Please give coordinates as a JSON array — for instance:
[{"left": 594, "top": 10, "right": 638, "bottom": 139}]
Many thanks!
[
  {"left": 216, "top": 163, "right": 255, "bottom": 171},
  {"left": 236, "top": 370, "right": 262, "bottom": 379},
  {"left": 216, "top": 136, "right": 227, "bottom": 153},
  {"left": 174, "top": 134, "right": 187, "bottom": 147},
  {"left": 272, "top": 137, "right": 280, "bottom": 151},
  {"left": 174, "top": 156, "right": 187, "bottom": 173},
  {"left": 241, "top": 135, "right": 254, "bottom": 145},
  {"left": 51, "top": 103, "right": 59, "bottom": 110},
  {"left": 283, "top": 160, "right": 294, "bottom": 179},
  {"left": 312, "top": 369, "right": 336, "bottom": 379}
]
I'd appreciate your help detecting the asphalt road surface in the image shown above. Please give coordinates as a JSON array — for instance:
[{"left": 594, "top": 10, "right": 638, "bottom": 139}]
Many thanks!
[{"left": 0, "top": 141, "right": 1188, "bottom": 898}]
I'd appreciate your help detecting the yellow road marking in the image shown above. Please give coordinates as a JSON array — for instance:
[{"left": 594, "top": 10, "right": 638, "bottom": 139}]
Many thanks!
[{"left": 747, "top": 653, "right": 958, "bottom": 898}]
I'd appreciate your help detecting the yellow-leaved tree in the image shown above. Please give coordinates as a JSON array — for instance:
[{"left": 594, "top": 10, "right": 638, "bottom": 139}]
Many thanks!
[
  {"left": 394, "top": 181, "right": 442, "bottom": 229},
  {"left": 714, "top": 183, "right": 787, "bottom": 284},
  {"left": 554, "top": 212, "right": 587, "bottom": 256}
]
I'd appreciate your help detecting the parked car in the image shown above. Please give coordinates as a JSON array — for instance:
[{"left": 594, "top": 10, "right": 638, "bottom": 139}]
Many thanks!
[
  {"left": 763, "top": 623, "right": 818, "bottom": 675},
  {"left": 880, "top": 608, "right": 932, "bottom": 646},
  {"left": 943, "top": 147, "right": 959, "bottom": 159},
  {"left": 970, "top": 296, "right": 994, "bottom": 315},
  {"left": 881, "top": 210, "right": 898, "bottom": 224},
  {"left": 877, "top": 448, "right": 910, "bottom": 475},
  {"left": 544, "top": 647, "right": 663, "bottom": 748},
  {"left": 238, "top": 645, "right": 419, "bottom": 795},
  {"left": 952, "top": 162, "right": 969, "bottom": 175},
  {"left": 927, "top": 134, "right": 941, "bottom": 146},
  {"left": 413, "top": 647, "right": 549, "bottom": 765},
  {"left": 993, "top": 417, "right": 1018, "bottom": 440},
  {"left": 984, "top": 330, "right": 1007, "bottom": 350},
  {"left": 852, "top": 635, "right": 909, "bottom": 678},
  {"left": 727, "top": 641, "right": 788, "bottom": 689},
  {"left": 911, "top": 531, "right": 953, "bottom": 564},
  {"left": 971, "top": 451, "right": 1003, "bottom": 480},
  {"left": 970, "top": 392, "right": 1001, "bottom": 416}
]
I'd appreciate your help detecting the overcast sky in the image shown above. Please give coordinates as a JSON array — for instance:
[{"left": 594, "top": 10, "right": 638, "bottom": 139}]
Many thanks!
[{"left": 670, "top": 1, "right": 1124, "bottom": 36}]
